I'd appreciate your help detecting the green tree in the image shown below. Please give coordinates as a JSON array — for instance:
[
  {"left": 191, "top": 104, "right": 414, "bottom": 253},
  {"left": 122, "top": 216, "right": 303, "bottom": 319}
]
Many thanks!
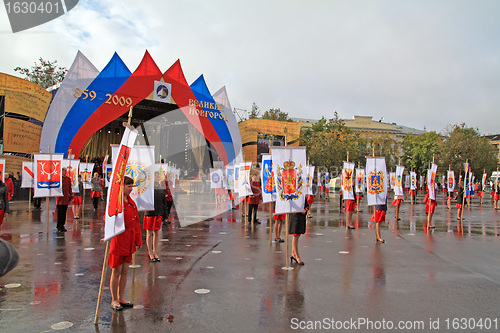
[
  {"left": 440, "top": 124, "right": 498, "bottom": 177},
  {"left": 402, "top": 131, "right": 442, "bottom": 176},
  {"left": 367, "top": 135, "right": 400, "bottom": 172},
  {"left": 247, "top": 102, "right": 260, "bottom": 119},
  {"left": 262, "top": 108, "right": 292, "bottom": 122},
  {"left": 14, "top": 58, "right": 67, "bottom": 89}
]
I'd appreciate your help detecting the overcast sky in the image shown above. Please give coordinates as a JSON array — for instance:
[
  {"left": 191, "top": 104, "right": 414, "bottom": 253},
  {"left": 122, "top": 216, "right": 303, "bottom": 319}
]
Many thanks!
[{"left": 1, "top": 0, "right": 499, "bottom": 134}]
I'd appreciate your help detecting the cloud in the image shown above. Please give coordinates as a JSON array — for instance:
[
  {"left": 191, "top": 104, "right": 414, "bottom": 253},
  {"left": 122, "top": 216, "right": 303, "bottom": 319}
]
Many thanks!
[{"left": 1, "top": 0, "right": 499, "bottom": 134}]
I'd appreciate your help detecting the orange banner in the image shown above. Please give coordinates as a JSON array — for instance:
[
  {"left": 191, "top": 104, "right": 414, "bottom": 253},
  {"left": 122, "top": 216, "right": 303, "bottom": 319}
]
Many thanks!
[
  {"left": 0, "top": 73, "right": 52, "bottom": 122},
  {"left": 3, "top": 117, "right": 42, "bottom": 154}
]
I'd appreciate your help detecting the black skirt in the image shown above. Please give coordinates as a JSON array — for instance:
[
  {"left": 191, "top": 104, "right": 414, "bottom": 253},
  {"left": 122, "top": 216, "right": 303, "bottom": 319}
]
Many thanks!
[{"left": 289, "top": 212, "right": 307, "bottom": 235}]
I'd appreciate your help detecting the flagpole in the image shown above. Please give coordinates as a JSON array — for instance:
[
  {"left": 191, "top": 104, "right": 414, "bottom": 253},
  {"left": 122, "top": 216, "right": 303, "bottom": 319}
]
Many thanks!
[
  {"left": 269, "top": 202, "right": 273, "bottom": 246},
  {"left": 46, "top": 147, "right": 51, "bottom": 235},
  {"left": 28, "top": 153, "right": 33, "bottom": 214},
  {"left": 83, "top": 155, "right": 88, "bottom": 221},
  {"left": 95, "top": 106, "right": 134, "bottom": 325},
  {"left": 284, "top": 131, "right": 290, "bottom": 269},
  {"left": 461, "top": 160, "right": 468, "bottom": 221}
]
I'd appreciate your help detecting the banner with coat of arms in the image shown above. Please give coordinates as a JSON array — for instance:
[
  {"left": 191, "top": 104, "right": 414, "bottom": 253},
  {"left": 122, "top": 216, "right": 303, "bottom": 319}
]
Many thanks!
[
  {"left": 104, "top": 125, "right": 138, "bottom": 241},
  {"left": 447, "top": 170, "right": 455, "bottom": 192},
  {"left": 427, "top": 163, "right": 438, "bottom": 200},
  {"left": 271, "top": 146, "right": 306, "bottom": 214},
  {"left": 390, "top": 172, "right": 396, "bottom": 189},
  {"left": 21, "top": 161, "right": 34, "bottom": 188},
  {"left": 482, "top": 173, "right": 487, "bottom": 189},
  {"left": 225, "top": 165, "right": 234, "bottom": 190},
  {"left": 111, "top": 145, "right": 155, "bottom": 211},
  {"left": 33, "top": 153, "right": 64, "bottom": 198},
  {"left": 355, "top": 168, "right": 365, "bottom": 194},
  {"left": 410, "top": 171, "right": 417, "bottom": 190},
  {"left": 238, "top": 162, "right": 252, "bottom": 197},
  {"left": 104, "top": 164, "right": 112, "bottom": 187},
  {"left": 366, "top": 157, "right": 387, "bottom": 206},
  {"left": 394, "top": 165, "right": 404, "bottom": 196},
  {"left": 261, "top": 154, "right": 276, "bottom": 203},
  {"left": 405, "top": 175, "right": 410, "bottom": 189},
  {"left": 317, "top": 172, "right": 321, "bottom": 191},
  {"left": 342, "top": 161, "right": 355, "bottom": 200},
  {"left": 305, "top": 165, "right": 315, "bottom": 196},
  {"left": 62, "top": 159, "right": 80, "bottom": 193},
  {"left": 79, "top": 162, "right": 94, "bottom": 190},
  {"left": 234, "top": 165, "right": 240, "bottom": 194},
  {"left": 210, "top": 168, "right": 223, "bottom": 189}
]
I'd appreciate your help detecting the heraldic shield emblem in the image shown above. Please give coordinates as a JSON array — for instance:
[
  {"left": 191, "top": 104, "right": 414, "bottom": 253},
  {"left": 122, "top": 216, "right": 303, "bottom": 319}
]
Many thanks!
[
  {"left": 277, "top": 160, "right": 303, "bottom": 200},
  {"left": 37, "top": 160, "right": 61, "bottom": 188},
  {"left": 368, "top": 171, "right": 384, "bottom": 194}
]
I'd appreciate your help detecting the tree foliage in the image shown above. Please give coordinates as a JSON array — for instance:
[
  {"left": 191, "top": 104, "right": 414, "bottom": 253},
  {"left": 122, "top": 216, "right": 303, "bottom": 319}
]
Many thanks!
[
  {"left": 261, "top": 108, "right": 292, "bottom": 122},
  {"left": 439, "top": 124, "right": 498, "bottom": 177},
  {"left": 402, "top": 131, "right": 442, "bottom": 176},
  {"left": 247, "top": 102, "right": 260, "bottom": 119},
  {"left": 14, "top": 58, "right": 67, "bottom": 89}
]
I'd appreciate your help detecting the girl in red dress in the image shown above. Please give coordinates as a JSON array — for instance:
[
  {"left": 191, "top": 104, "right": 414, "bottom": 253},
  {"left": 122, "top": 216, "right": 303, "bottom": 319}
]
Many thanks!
[{"left": 109, "top": 176, "right": 142, "bottom": 311}]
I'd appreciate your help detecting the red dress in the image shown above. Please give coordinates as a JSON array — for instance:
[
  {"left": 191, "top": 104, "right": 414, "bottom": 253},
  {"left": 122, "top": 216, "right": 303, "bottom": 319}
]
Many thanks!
[{"left": 109, "top": 196, "right": 143, "bottom": 268}]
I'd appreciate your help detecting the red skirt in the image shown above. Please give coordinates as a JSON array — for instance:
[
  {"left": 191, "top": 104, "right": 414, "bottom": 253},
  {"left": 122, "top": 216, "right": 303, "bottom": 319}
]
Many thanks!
[
  {"left": 409, "top": 190, "right": 416, "bottom": 195},
  {"left": 391, "top": 199, "right": 402, "bottom": 206},
  {"left": 108, "top": 253, "right": 132, "bottom": 269},
  {"left": 494, "top": 194, "right": 500, "bottom": 201},
  {"left": 375, "top": 210, "right": 386, "bottom": 223},
  {"left": 71, "top": 196, "right": 82, "bottom": 205},
  {"left": 91, "top": 190, "right": 101, "bottom": 198},
  {"left": 143, "top": 216, "right": 162, "bottom": 230},
  {"left": 273, "top": 214, "right": 286, "bottom": 220},
  {"left": 306, "top": 195, "right": 315, "bottom": 204},
  {"left": 477, "top": 191, "right": 483, "bottom": 197},
  {"left": 426, "top": 200, "right": 437, "bottom": 214},
  {"left": 344, "top": 200, "right": 355, "bottom": 212},
  {"left": 455, "top": 204, "right": 463, "bottom": 209}
]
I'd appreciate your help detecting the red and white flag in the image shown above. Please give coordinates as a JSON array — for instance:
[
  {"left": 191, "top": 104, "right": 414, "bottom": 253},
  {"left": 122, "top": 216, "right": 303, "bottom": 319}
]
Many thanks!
[
  {"left": 33, "top": 153, "right": 64, "bottom": 198},
  {"left": 104, "top": 125, "right": 138, "bottom": 241},
  {"left": 447, "top": 170, "right": 455, "bottom": 192},
  {"left": 21, "top": 161, "right": 34, "bottom": 188},
  {"left": 427, "top": 163, "right": 438, "bottom": 200},
  {"left": 0, "top": 159, "right": 5, "bottom": 183}
]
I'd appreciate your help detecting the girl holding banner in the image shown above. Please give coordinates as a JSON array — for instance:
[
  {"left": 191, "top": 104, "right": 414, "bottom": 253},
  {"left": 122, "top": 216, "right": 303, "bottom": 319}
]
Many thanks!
[{"left": 109, "top": 176, "right": 142, "bottom": 311}]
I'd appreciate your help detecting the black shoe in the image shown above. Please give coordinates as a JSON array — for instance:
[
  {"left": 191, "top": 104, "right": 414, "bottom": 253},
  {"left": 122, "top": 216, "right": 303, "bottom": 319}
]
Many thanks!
[
  {"left": 111, "top": 304, "right": 123, "bottom": 311},
  {"left": 347, "top": 225, "right": 356, "bottom": 230},
  {"left": 290, "top": 256, "right": 298, "bottom": 264},
  {"left": 298, "top": 261, "right": 305, "bottom": 266},
  {"left": 149, "top": 258, "right": 156, "bottom": 263},
  {"left": 154, "top": 258, "right": 160, "bottom": 262},
  {"left": 376, "top": 239, "right": 385, "bottom": 243},
  {"left": 254, "top": 220, "right": 261, "bottom": 224},
  {"left": 119, "top": 302, "right": 133, "bottom": 308},
  {"left": 279, "top": 238, "right": 285, "bottom": 243}
]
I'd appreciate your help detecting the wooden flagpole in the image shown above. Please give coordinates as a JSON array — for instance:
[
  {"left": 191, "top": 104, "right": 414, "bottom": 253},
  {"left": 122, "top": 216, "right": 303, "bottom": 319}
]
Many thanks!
[
  {"left": 28, "top": 154, "right": 33, "bottom": 214},
  {"left": 269, "top": 202, "right": 273, "bottom": 246},
  {"left": 46, "top": 147, "right": 51, "bottom": 234},
  {"left": 94, "top": 106, "right": 134, "bottom": 325}
]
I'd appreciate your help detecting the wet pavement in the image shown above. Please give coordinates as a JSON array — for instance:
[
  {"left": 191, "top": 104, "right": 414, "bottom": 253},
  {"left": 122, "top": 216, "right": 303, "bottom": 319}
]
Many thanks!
[{"left": 0, "top": 193, "right": 499, "bottom": 332}]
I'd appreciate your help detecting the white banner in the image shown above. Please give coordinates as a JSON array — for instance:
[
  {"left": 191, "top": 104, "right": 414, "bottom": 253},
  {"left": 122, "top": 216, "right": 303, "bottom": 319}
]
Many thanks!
[
  {"left": 261, "top": 154, "right": 276, "bottom": 203},
  {"left": 210, "top": 168, "right": 223, "bottom": 189},
  {"left": 234, "top": 165, "right": 240, "bottom": 194},
  {"left": 355, "top": 168, "right": 365, "bottom": 193},
  {"left": 394, "top": 165, "right": 405, "bottom": 196},
  {"left": 104, "top": 125, "right": 138, "bottom": 241},
  {"left": 272, "top": 146, "right": 306, "bottom": 214},
  {"left": 104, "top": 164, "right": 112, "bottom": 187},
  {"left": 238, "top": 162, "right": 252, "bottom": 197},
  {"left": 427, "top": 163, "right": 438, "bottom": 200},
  {"left": 33, "top": 153, "right": 64, "bottom": 198},
  {"left": 390, "top": 172, "right": 396, "bottom": 189},
  {"left": 21, "top": 161, "right": 34, "bottom": 188},
  {"left": 405, "top": 175, "right": 410, "bottom": 189},
  {"left": 410, "top": 171, "right": 417, "bottom": 191},
  {"left": 112, "top": 145, "right": 155, "bottom": 211},
  {"left": 63, "top": 159, "right": 80, "bottom": 193},
  {"left": 317, "top": 172, "right": 321, "bottom": 190},
  {"left": 447, "top": 170, "right": 455, "bottom": 192},
  {"left": 79, "top": 162, "right": 94, "bottom": 190},
  {"left": 342, "top": 161, "right": 355, "bottom": 200},
  {"left": 366, "top": 157, "right": 387, "bottom": 206},
  {"left": 225, "top": 165, "right": 235, "bottom": 190},
  {"left": 305, "top": 165, "right": 315, "bottom": 196}
]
